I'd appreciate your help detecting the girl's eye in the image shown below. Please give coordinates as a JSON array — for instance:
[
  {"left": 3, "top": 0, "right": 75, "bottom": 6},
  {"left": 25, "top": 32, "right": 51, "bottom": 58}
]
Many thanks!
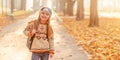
[
  {"left": 46, "top": 13, "right": 49, "bottom": 16},
  {"left": 41, "top": 11, "right": 50, "bottom": 16},
  {"left": 41, "top": 12, "right": 45, "bottom": 14}
]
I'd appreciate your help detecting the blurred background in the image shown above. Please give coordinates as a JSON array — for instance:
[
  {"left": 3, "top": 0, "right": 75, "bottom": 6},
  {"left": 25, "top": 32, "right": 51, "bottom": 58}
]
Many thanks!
[
  {"left": 1, "top": 0, "right": 120, "bottom": 27},
  {"left": 0, "top": 0, "right": 120, "bottom": 17},
  {"left": 0, "top": 0, "right": 120, "bottom": 60}
]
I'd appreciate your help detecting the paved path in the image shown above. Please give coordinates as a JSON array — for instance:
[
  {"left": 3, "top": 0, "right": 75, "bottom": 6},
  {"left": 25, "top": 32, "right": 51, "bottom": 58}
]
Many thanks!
[{"left": 0, "top": 12, "right": 89, "bottom": 60}]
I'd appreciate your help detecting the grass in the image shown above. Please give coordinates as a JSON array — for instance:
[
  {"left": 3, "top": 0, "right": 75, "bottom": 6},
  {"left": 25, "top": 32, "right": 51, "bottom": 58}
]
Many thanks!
[
  {"left": 0, "top": 10, "right": 33, "bottom": 29},
  {"left": 12, "top": 10, "right": 33, "bottom": 16}
]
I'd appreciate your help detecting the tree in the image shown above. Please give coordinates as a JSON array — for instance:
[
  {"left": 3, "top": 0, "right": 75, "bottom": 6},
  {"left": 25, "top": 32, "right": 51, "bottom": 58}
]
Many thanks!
[
  {"left": 76, "top": 0, "right": 84, "bottom": 20},
  {"left": 21, "top": 0, "right": 26, "bottom": 10},
  {"left": 89, "top": 0, "right": 99, "bottom": 27},
  {"left": 11, "top": 0, "right": 14, "bottom": 13},
  {"left": 66, "top": 0, "right": 76, "bottom": 16},
  {"left": 59, "top": 0, "right": 67, "bottom": 15},
  {"left": 52, "top": 0, "right": 67, "bottom": 15},
  {"left": 33, "top": 0, "right": 40, "bottom": 12},
  {"left": 5, "top": 0, "right": 7, "bottom": 15},
  {"left": 51, "top": 0, "right": 58, "bottom": 11},
  {"left": 1, "top": 0, "right": 2, "bottom": 15}
]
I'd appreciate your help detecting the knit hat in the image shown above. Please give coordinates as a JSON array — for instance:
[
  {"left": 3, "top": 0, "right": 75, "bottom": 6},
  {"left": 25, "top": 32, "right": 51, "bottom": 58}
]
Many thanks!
[{"left": 41, "top": 7, "right": 52, "bottom": 15}]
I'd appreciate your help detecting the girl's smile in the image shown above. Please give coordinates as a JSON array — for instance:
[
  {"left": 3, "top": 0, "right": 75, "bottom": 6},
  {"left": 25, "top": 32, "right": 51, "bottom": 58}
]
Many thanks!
[{"left": 40, "top": 9, "right": 50, "bottom": 24}]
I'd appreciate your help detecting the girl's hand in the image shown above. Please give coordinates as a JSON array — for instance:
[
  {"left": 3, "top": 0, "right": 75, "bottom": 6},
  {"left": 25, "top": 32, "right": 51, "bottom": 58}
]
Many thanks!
[
  {"left": 49, "top": 53, "right": 54, "bottom": 58},
  {"left": 32, "top": 29, "right": 36, "bottom": 34},
  {"left": 49, "top": 50, "right": 54, "bottom": 58},
  {"left": 30, "top": 29, "right": 36, "bottom": 36}
]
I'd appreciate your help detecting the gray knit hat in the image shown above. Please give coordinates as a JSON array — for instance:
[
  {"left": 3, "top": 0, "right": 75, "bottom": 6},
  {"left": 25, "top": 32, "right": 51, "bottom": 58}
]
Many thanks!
[{"left": 41, "top": 7, "right": 52, "bottom": 15}]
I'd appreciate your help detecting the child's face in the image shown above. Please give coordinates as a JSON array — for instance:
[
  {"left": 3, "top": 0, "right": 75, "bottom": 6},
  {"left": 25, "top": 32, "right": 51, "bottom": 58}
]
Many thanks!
[{"left": 40, "top": 9, "right": 50, "bottom": 23}]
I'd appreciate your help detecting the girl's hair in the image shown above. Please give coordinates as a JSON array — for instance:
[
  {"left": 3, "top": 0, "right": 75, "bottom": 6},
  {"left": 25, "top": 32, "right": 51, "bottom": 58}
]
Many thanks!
[{"left": 37, "top": 7, "right": 53, "bottom": 40}]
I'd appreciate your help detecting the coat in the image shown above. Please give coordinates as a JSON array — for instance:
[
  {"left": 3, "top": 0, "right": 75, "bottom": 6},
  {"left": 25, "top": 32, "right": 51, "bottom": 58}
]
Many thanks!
[{"left": 23, "top": 20, "right": 54, "bottom": 53}]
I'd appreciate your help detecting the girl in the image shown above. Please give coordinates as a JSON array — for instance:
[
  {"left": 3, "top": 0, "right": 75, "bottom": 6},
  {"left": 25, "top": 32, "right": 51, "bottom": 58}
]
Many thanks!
[{"left": 23, "top": 7, "right": 54, "bottom": 60}]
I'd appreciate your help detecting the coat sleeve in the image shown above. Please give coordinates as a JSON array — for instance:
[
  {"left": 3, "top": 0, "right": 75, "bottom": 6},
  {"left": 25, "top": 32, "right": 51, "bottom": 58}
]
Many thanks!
[
  {"left": 48, "top": 26, "right": 54, "bottom": 51},
  {"left": 49, "top": 37, "right": 54, "bottom": 51},
  {"left": 23, "top": 22, "right": 34, "bottom": 37}
]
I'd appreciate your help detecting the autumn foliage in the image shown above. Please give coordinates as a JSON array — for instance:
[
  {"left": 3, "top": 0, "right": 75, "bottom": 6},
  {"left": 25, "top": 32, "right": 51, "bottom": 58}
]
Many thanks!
[{"left": 62, "top": 17, "right": 120, "bottom": 60}]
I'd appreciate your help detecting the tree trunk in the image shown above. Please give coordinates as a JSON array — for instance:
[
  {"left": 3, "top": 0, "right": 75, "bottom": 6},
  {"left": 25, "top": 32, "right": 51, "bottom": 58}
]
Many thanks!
[
  {"left": 89, "top": 0, "right": 99, "bottom": 27},
  {"left": 66, "top": 0, "right": 75, "bottom": 16},
  {"left": 5, "top": 0, "right": 7, "bottom": 15},
  {"left": 33, "top": 0, "right": 40, "bottom": 12},
  {"left": 76, "top": 0, "right": 84, "bottom": 20},
  {"left": 56, "top": 0, "right": 61, "bottom": 12},
  {"left": 11, "top": 0, "right": 14, "bottom": 13},
  {"left": 21, "top": 0, "right": 26, "bottom": 10},
  {"left": 51, "top": 0, "right": 57, "bottom": 10},
  {"left": 59, "top": 0, "right": 66, "bottom": 15},
  {"left": 1, "top": 0, "right": 3, "bottom": 15}
]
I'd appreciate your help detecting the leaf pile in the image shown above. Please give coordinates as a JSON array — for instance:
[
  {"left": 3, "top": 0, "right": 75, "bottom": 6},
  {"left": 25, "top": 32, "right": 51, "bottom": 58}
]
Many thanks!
[{"left": 62, "top": 17, "right": 120, "bottom": 60}]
